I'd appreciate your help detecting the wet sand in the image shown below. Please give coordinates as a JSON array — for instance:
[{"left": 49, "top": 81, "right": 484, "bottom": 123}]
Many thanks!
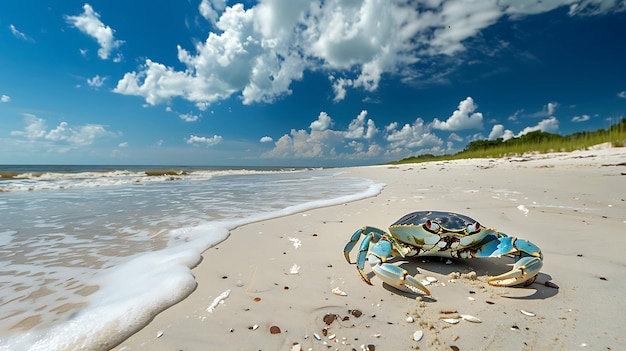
[{"left": 113, "top": 147, "right": 626, "bottom": 351}]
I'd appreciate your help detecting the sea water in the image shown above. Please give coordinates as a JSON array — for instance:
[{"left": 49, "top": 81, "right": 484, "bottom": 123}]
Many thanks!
[{"left": 0, "top": 166, "right": 383, "bottom": 350}]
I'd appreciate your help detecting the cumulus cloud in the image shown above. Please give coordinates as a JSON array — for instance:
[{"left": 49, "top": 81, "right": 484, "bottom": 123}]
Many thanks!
[
  {"left": 618, "top": 91, "right": 626, "bottom": 98},
  {"left": 385, "top": 118, "right": 443, "bottom": 149},
  {"left": 517, "top": 116, "right": 559, "bottom": 136},
  {"left": 10, "top": 114, "right": 117, "bottom": 148},
  {"left": 571, "top": 114, "right": 590, "bottom": 122},
  {"left": 309, "top": 111, "right": 333, "bottom": 131},
  {"left": 432, "top": 97, "right": 483, "bottom": 131},
  {"left": 179, "top": 112, "right": 200, "bottom": 122},
  {"left": 1, "top": 95, "right": 10, "bottom": 103},
  {"left": 87, "top": 74, "right": 106, "bottom": 88},
  {"left": 260, "top": 136, "right": 273, "bottom": 142},
  {"left": 345, "top": 110, "right": 378, "bottom": 139},
  {"left": 488, "top": 124, "right": 514, "bottom": 141},
  {"left": 264, "top": 109, "right": 385, "bottom": 160},
  {"left": 199, "top": 0, "right": 227, "bottom": 25},
  {"left": 331, "top": 76, "right": 353, "bottom": 102},
  {"left": 113, "top": 1, "right": 625, "bottom": 109},
  {"left": 186, "top": 134, "right": 222, "bottom": 146},
  {"left": 66, "top": 4, "right": 124, "bottom": 60}
]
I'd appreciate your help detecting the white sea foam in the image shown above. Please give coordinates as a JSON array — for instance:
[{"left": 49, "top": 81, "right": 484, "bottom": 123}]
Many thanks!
[{"left": 0, "top": 169, "right": 383, "bottom": 351}]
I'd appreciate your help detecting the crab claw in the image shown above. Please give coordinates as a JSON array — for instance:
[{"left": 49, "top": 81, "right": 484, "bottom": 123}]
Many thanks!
[
  {"left": 487, "top": 256, "right": 543, "bottom": 287},
  {"left": 367, "top": 240, "right": 431, "bottom": 295},
  {"left": 371, "top": 263, "right": 431, "bottom": 295}
]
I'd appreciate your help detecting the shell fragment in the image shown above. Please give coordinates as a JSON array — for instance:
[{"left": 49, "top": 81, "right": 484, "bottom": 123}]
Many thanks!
[
  {"left": 207, "top": 289, "right": 231, "bottom": 313},
  {"left": 412, "top": 330, "right": 424, "bottom": 341},
  {"left": 332, "top": 287, "right": 347, "bottom": 296},
  {"left": 289, "top": 264, "right": 301, "bottom": 274},
  {"left": 520, "top": 309, "right": 536, "bottom": 317},
  {"left": 460, "top": 314, "right": 482, "bottom": 323},
  {"left": 442, "top": 318, "right": 460, "bottom": 324}
]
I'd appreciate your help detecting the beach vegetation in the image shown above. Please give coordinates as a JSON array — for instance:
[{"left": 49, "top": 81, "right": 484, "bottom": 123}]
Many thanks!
[{"left": 391, "top": 118, "right": 626, "bottom": 164}]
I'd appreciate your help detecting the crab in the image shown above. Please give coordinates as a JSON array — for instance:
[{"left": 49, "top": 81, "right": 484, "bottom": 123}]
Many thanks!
[{"left": 343, "top": 211, "right": 543, "bottom": 296}]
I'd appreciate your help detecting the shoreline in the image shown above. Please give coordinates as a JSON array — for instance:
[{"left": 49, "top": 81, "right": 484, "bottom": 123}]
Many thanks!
[{"left": 113, "top": 147, "right": 626, "bottom": 351}]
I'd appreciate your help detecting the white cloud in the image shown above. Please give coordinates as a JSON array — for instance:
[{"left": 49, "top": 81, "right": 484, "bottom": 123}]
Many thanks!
[
  {"left": 571, "top": 114, "right": 590, "bottom": 122},
  {"left": 260, "top": 136, "right": 273, "bottom": 143},
  {"left": 9, "top": 24, "right": 32, "bottom": 41},
  {"left": 432, "top": 97, "right": 483, "bottom": 131},
  {"left": 309, "top": 111, "right": 333, "bottom": 131},
  {"left": 617, "top": 91, "right": 626, "bottom": 98},
  {"left": 527, "top": 101, "right": 558, "bottom": 118},
  {"left": 264, "top": 109, "right": 384, "bottom": 160},
  {"left": 508, "top": 109, "right": 523, "bottom": 121},
  {"left": 448, "top": 132, "right": 464, "bottom": 142},
  {"left": 547, "top": 102, "right": 558, "bottom": 115},
  {"left": 199, "top": 0, "right": 227, "bottom": 25},
  {"left": 1, "top": 95, "right": 10, "bottom": 103},
  {"left": 118, "top": 142, "right": 128, "bottom": 148},
  {"left": 331, "top": 76, "right": 353, "bottom": 102},
  {"left": 488, "top": 124, "right": 514, "bottom": 141},
  {"left": 179, "top": 112, "right": 200, "bottom": 122},
  {"left": 66, "top": 4, "right": 124, "bottom": 60},
  {"left": 114, "top": 0, "right": 626, "bottom": 109},
  {"left": 186, "top": 134, "right": 222, "bottom": 146},
  {"left": 87, "top": 74, "right": 106, "bottom": 88},
  {"left": 385, "top": 118, "right": 443, "bottom": 149},
  {"left": 345, "top": 110, "right": 378, "bottom": 139},
  {"left": 517, "top": 117, "right": 559, "bottom": 137},
  {"left": 10, "top": 114, "right": 117, "bottom": 148}
]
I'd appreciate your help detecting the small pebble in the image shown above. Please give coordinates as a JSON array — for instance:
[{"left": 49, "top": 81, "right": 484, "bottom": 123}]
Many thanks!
[
  {"left": 323, "top": 313, "right": 336, "bottom": 325},
  {"left": 406, "top": 316, "right": 414, "bottom": 323},
  {"left": 269, "top": 325, "right": 281, "bottom": 334}
]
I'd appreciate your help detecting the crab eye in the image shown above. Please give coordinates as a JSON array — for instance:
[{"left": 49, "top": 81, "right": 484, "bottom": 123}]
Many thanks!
[
  {"left": 466, "top": 222, "right": 480, "bottom": 233},
  {"left": 425, "top": 220, "right": 440, "bottom": 232}
]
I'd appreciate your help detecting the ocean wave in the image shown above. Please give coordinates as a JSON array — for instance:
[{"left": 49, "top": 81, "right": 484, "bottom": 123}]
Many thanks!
[{"left": 0, "top": 168, "right": 297, "bottom": 192}]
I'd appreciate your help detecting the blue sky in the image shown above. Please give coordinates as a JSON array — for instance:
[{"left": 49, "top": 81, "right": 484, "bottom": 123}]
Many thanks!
[{"left": 1, "top": 0, "right": 625, "bottom": 166}]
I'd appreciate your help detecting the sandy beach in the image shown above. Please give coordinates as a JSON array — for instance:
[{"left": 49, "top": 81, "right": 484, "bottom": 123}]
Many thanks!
[{"left": 112, "top": 147, "right": 626, "bottom": 351}]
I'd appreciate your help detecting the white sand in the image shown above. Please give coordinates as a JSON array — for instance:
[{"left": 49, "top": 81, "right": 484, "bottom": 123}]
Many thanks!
[{"left": 113, "top": 147, "right": 626, "bottom": 351}]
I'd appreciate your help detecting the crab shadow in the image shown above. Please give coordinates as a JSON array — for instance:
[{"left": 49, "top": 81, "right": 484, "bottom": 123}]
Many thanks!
[{"left": 369, "top": 255, "right": 558, "bottom": 300}]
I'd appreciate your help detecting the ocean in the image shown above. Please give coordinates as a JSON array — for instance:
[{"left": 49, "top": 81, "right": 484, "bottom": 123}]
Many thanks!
[{"left": 0, "top": 165, "right": 383, "bottom": 350}]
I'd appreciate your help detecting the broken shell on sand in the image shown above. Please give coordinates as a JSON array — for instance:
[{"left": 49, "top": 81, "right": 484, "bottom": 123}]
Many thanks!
[
  {"left": 412, "top": 330, "right": 424, "bottom": 341},
  {"left": 332, "top": 287, "right": 348, "bottom": 296},
  {"left": 521, "top": 309, "right": 536, "bottom": 317},
  {"left": 442, "top": 318, "right": 460, "bottom": 324},
  {"left": 460, "top": 314, "right": 482, "bottom": 323}
]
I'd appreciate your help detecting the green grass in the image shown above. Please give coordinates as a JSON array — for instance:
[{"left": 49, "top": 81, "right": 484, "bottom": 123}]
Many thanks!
[{"left": 391, "top": 118, "right": 626, "bottom": 164}]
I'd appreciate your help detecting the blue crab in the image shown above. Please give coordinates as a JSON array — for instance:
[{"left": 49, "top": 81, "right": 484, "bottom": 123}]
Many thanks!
[{"left": 343, "top": 211, "right": 543, "bottom": 296}]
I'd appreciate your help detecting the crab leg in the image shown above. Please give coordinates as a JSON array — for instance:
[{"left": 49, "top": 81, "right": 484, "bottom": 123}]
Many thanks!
[
  {"left": 367, "top": 239, "right": 431, "bottom": 295},
  {"left": 343, "top": 226, "right": 388, "bottom": 264}
]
